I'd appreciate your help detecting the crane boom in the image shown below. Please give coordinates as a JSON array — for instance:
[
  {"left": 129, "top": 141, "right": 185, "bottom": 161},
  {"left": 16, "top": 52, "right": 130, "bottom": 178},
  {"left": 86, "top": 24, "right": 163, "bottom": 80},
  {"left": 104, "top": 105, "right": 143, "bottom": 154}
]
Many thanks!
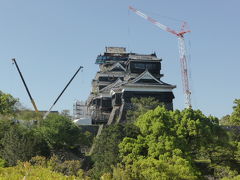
[
  {"left": 129, "top": 6, "right": 179, "bottom": 36},
  {"left": 43, "top": 66, "right": 83, "bottom": 119},
  {"left": 12, "top": 58, "right": 39, "bottom": 112},
  {"left": 129, "top": 6, "right": 192, "bottom": 108}
]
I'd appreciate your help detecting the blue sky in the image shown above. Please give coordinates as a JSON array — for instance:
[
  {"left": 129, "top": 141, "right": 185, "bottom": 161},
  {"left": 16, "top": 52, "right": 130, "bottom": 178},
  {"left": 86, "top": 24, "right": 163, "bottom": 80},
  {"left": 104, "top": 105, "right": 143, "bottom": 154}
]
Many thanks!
[{"left": 0, "top": 0, "right": 239, "bottom": 118}]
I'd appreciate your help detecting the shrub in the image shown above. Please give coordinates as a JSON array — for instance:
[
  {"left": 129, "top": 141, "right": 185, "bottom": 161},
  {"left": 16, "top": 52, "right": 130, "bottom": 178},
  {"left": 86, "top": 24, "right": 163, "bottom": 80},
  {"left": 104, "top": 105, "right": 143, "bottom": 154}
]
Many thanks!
[{"left": 49, "top": 155, "right": 82, "bottom": 176}]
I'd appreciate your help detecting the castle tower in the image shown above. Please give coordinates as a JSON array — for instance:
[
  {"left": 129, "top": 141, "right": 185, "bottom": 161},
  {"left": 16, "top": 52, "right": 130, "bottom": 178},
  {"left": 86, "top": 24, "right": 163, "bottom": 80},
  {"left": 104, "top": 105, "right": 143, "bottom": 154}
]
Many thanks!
[{"left": 87, "top": 47, "right": 176, "bottom": 124}]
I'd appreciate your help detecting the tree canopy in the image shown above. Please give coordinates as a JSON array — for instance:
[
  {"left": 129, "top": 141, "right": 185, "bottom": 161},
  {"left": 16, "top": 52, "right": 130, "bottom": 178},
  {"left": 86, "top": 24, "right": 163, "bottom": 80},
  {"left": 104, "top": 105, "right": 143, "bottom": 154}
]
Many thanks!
[
  {"left": 1, "top": 91, "right": 240, "bottom": 179},
  {"left": 119, "top": 106, "right": 237, "bottom": 180},
  {"left": 127, "top": 97, "right": 161, "bottom": 121},
  {"left": 220, "top": 99, "right": 240, "bottom": 126},
  {"left": 90, "top": 123, "right": 139, "bottom": 179},
  {"left": 37, "top": 114, "right": 83, "bottom": 151},
  {"left": 0, "top": 91, "right": 18, "bottom": 115}
]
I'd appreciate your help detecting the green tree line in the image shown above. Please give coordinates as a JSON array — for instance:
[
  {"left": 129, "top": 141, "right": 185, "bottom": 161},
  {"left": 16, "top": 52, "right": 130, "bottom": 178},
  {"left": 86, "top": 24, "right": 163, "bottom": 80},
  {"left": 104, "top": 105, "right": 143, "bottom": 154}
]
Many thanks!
[{"left": 1, "top": 91, "right": 240, "bottom": 179}]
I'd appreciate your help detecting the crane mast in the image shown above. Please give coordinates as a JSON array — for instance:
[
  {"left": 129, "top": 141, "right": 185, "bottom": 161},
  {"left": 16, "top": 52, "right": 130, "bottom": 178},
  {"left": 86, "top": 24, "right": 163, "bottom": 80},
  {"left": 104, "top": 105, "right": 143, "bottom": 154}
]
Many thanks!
[
  {"left": 178, "top": 36, "right": 191, "bottom": 108},
  {"left": 129, "top": 6, "right": 192, "bottom": 108}
]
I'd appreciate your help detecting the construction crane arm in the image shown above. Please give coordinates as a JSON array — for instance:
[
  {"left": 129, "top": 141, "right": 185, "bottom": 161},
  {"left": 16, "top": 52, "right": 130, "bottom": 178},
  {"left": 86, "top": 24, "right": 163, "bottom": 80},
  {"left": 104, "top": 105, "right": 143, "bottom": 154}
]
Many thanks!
[
  {"left": 12, "top": 58, "right": 39, "bottom": 112},
  {"left": 128, "top": 6, "right": 192, "bottom": 108},
  {"left": 43, "top": 66, "right": 83, "bottom": 119},
  {"left": 129, "top": 6, "right": 179, "bottom": 36}
]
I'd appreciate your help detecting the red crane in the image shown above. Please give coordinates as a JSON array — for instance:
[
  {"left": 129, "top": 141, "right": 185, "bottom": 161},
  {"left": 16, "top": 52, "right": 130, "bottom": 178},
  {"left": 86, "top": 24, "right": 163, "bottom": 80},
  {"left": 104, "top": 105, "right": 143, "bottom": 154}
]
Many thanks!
[{"left": 129, "top": 6, "right": 192, "bottom": 108}]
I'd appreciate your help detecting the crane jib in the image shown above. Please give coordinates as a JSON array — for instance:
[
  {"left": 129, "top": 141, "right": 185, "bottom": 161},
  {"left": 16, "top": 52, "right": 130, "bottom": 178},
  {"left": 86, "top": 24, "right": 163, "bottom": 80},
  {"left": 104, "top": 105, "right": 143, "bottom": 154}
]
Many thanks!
[{"left": 128, "top": 6, "right": 192, "bottom": 108}]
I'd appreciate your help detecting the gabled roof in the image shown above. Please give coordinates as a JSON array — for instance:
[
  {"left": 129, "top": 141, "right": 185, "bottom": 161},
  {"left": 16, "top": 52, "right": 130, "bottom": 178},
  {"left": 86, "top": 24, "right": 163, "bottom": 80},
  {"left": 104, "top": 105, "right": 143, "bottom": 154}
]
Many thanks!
[
  {"left": 100, "top": 78, "right": 123, "bottom": 92},
  {"left": 109, "top": 62, "right": 126, "bottom": 72},
  {"left": 129, "top": 69, "right": 166, "bottom": 84}
]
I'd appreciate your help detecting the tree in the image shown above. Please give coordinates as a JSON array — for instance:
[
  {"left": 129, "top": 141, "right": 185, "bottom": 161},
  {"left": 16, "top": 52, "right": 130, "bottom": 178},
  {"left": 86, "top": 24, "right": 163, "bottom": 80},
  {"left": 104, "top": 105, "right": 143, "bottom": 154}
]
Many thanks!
[
  {"left": 220, "top": 115, "right": 231, "bottom": 125},
  {"left": 0, "top": 125, "right": 39, "bottom": 166},
  {"left": 0, "top": 158, "right": 5, "bottom": 168},
  {"left": 0, "top": 119, "right": 12, "bottom": 140},
  {"left": 219, "top": 99, "right": 240, "bottom": 146},
  {"left": 127, "top": 97, "right": 162, "bottom": 121},
  {"left": 61, "top": 109, "right": 71, "bottom": 118},
  {"left": 119, "top": 106, "right": 235, "bottom": 179},
  {"left": 90, "top": 123, "right": 139, "bottom": 179},
  {"left": 0, "top": 161, "right": 85, "bottom": 180},
  {"left": 230, "top": 99, "right": 240, "bottom": 126},
  {"left": 220, "top": 99, "right": 240, "bottom": 126},
  {"left": 0, "top": 91, "right": 18, "bottom": 115},
  {"left": 37, "top": 114, "right": 85, "bottom": 159},
  {"left": 15, "top": 109, "right": 43, "bottom": 121}
]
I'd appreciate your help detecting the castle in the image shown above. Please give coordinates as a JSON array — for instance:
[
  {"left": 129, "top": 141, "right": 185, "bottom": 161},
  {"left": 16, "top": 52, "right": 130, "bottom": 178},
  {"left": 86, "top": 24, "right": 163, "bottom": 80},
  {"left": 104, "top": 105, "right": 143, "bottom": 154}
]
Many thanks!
[{"left": 86, "top": 47, "right": 176, "bottom": 125}]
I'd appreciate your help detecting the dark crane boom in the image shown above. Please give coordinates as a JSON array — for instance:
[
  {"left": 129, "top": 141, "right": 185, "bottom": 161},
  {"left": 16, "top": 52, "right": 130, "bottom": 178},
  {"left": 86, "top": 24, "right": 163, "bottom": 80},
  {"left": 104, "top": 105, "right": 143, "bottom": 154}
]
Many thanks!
[
  {"left": 12, "top": 58, "right": 39, "bottom": 112},
  {"left": 43, "top": 66, "right": 83, "bottom": 119}
]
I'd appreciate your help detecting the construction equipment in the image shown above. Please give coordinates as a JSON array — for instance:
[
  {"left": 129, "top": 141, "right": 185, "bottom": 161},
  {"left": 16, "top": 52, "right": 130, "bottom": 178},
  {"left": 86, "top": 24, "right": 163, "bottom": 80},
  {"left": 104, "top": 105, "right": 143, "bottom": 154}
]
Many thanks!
[
  {"left": 12, "top": 58, "right": 39, "bottom": 112},
  {"left": 129, "top": 6, "right": 192, "bottom": 108},
  {"left": 43, "top": 66, "right": 83, "bottom": 119}
]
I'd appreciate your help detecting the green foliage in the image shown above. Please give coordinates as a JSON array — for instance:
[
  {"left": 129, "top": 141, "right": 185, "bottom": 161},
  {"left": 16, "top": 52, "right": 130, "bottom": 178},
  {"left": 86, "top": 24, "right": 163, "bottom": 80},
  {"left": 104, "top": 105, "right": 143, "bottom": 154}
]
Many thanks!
[
  {"left": 90, "top": 123, "right": 139, "bottom": 179},
  {"left": 0, "top": 100, "right": 49, "bottom": 166},
  {"left": 220, "top": 99, "right": 240, "bottom": 126},
  {"left": 119, "top": 106, "right": 236, "bottom": 179},
  {"left": 0, "top": 125, "right": 39, "bottom": 166},
  {"left": 211, "top": 165, "right": 238, "bottom": 179},
  {"left": 222, "top": 175, "right": 240, "bottom": 180},
  {"left": 0, "top": 155, "right": 91, "bottom": 179},
  {"left": 15, "top": 109, "right": 43, "bottom": 121},
  {"left": 0, "top": 91, "right": 46, "bottom": 166},
  {"left": 0, "top": 91, "right": 18, "bottom": 115},
  {"left": 230, "top": 99, "right": 240, "bottom": 126},
  {"left": 61, "top": 109, "right": 71, "bottom": 118},
  {"left": 220, "top": 115, "right": 231, "bottom": 126},
  {"left": 37, "top": 114, "right": 83, "bottom": 151},
  {"left": 127, "top": 97, "right": 162, "bottom": 121},
  {"left": 83, "top": 131, "right": 95, "bottom": 147},
  {"left": 48, "top": 155, "right": 82, "bottom": 176},
  {"left": 0, "top": 161, "right": 82, "bottom": 180},
  {"left": 219, "top": 99, "right": 240, "bottom": 173},
  {"left": 29, "top": 156, "right": 48, "bottom": 167},
  {"left": 0, "top": 119, "right": 12, "bottom": 140},
  {"left": 234, "top": 142, "right": 240, "bottom": 161},
  {"left": 1, "top": 91, "right": 240, "bottom": 179},
  {"left": 0, "top": 158, "right": 5, "bottom": 168},
  {"left": 100, "top": 173, "right": 112, "bottom": 180},
  {"left": 0, "top": 107, "right": 91, "bottom": 167},
  {"left": 111, "top": 164, "right": 132, "bottom": 180},
  {"left": 0, "top": 91, "right": 102, "bottom": 177},
  {"left": 127, "top": 156, "right": 198, "bottom": 180}
]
